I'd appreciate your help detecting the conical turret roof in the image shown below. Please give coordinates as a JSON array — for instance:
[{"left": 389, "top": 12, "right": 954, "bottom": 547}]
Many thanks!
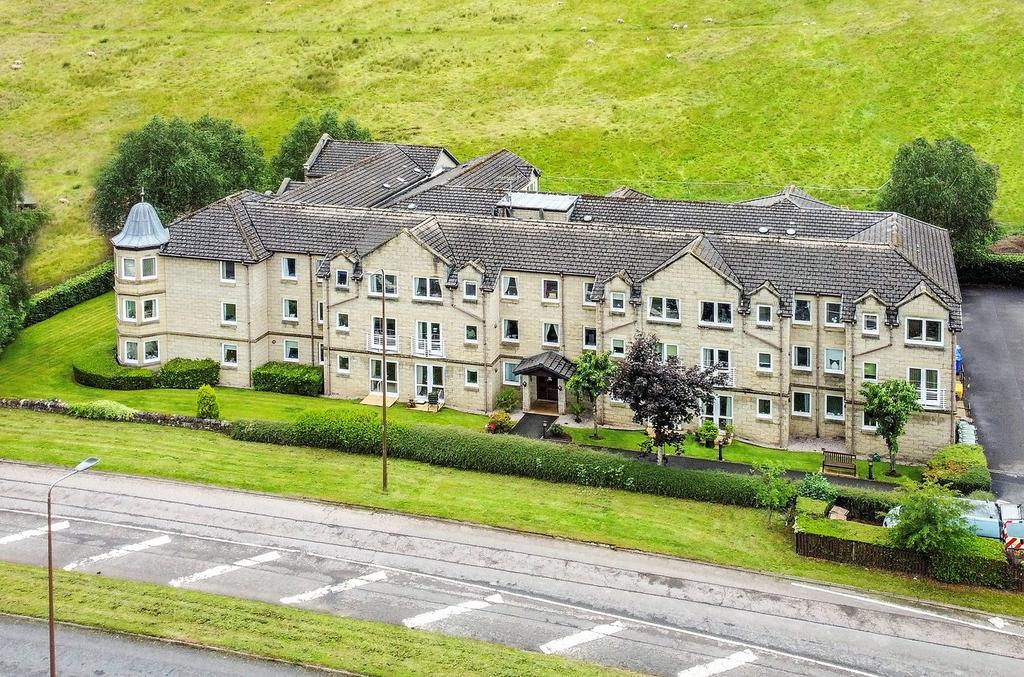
[{"left": 111, "top": 201, "right": 169, "bottom": 250}]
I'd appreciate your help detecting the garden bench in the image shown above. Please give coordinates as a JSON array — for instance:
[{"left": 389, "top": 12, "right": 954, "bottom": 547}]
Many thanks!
[{"left": 821, "top": 450, "right": 857, "bottom": 477}]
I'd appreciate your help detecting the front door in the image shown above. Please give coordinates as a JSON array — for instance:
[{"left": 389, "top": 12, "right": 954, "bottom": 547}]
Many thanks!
[{"left": 536, "top": 375, "right": 558, "bottom": 402}]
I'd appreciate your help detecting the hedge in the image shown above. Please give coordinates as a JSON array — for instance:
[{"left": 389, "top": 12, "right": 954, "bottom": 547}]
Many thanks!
[
  {"left": 957, "top": 253, "right": 1024, "bottom": 287},
  {"left": 68, "top": 399, "right": 137, "bottom": 422},
  {"left": 833, "top": 486, "right": 901, "bottom": 522},
  {"left": 25, "top": 260, "right": 114, "bottom": 326},
  {"left": 252, "top": 362, "right": 323, "bottom": 396},
  {"left": 154, "top": 358, "right": 219, "bottom": 389},
  {"left": 72, "top": 344, "right": 155, "bottom": 390},
  {"left": 232, "top": 410, "right": 775, "bottom": 507},
  {"left": 925, "top": 444, "right": 992, "bottom": 495}
]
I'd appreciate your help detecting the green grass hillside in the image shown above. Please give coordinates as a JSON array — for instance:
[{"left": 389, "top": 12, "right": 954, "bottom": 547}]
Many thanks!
[{"left": 3, "top": 1, "right": 1023, "bottom": 287}]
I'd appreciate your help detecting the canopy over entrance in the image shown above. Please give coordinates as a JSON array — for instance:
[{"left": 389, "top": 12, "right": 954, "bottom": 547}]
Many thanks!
[{"left": 512, "top": 351, "right": 576, "bottom": 381}]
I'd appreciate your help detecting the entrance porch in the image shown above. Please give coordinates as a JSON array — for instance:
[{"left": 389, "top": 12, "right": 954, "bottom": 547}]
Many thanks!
[{"left": 512, "top": 351, "right": 576, "bottom": 415}]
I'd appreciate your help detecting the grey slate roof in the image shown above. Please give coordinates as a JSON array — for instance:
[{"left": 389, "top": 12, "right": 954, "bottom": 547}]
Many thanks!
[
  {"left": 110, "top": 201, "right": 169, "bottom": 250},
  {"left": 606, "top": 186, "right": 652, "bottom": 200},
  {"left": 512, "top": 351, "right": 576, "bottom": 380},
  {"left": 740, "top": 185, "right": 840, "bottom": 210},
  {"left": 304, "top": 138, "right": 453, "bottom": 179},
  {"left": 280, "top": 146, "right": 432, "bottom": 208}
]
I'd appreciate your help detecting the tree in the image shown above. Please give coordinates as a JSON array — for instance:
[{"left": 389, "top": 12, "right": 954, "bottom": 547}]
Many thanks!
[
  {"left": 196, "top": 384, "right": 220, "bottom": 419},
  {"left": 753, "top": 462, "right": 788, "bottom": 526},
  {"left": 860, "top": 379, "right": 923, "bottom": 475},
  {"left": 566, "top": 350, "right": 617, "bottom": 438},
  {"left": 92, "top": 115, "right": 266, "bottom": 234},
  {"left": 876, "top": 137, "right": 999, "bottom": 263},
  {"left": 270, "top": 111, "right": 372, "bottom": 183},
  {"left": 609, "top": 332, "right": 725, "bottom": 465},
  {"left": 889, "top": 483, "right": 973, "bottom": 557},
  {"left": 0, "top": 153, "right": 43, "bottom": 352}
]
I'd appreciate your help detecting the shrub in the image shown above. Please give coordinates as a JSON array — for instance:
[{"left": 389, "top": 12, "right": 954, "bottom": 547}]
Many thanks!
[
  {"left": 695, "top": 419, "right": 719, "bottom": 445},
  {"left": 252, "top": 362, "right": 323, "bottom": 396},
  {"left": 888, "top": 484, "right": 974, "bottom": 557},
  {"left": 486, "top": 410, "right": 515, "bottom": 434},
  {"left": 929, "top": 538, "right": 1020, "bottom": 588},
  {"left": 833, "top": 486, "right": 901, "bottom": 522},
  {"left": 547, "top": 422, "right": 565, "bottom": 438},
  {"left": 958, "top": 252, "right": 1024, "bottom": 286},
  {"left": 495, "top": 387, "right": 519, "bottom": 413},
  {"left": 196, "top": 385, "right": 220, "bottom": 419},
  {"left": 68, "top": 399, "right": 137, "bottom": 421},
  {"left": 925, "top": 443, "right": 992, "bottom": 494},
  {"left": 72, "top": 344, "right": 155, "bottom": 390},
  {"left": 24, "top": 260, "right": 114, "bottom": 326},
  {"left": 796, "top": 472, "right": 839, "bottom": 503},
  {"left": 155, "top": 358, "right": 219, "bottom": 389}
]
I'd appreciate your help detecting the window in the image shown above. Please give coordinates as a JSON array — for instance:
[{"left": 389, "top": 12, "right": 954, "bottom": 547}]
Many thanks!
[
  {"left": 371, "top": 317, "right": 397, "bottom": 350},
  {"left": 336, "top": 312, "right": 349, "bottom": 332},
  {"left": 222, "top": 343, "right": 238, "bottom": 366},
  {"left": 220, "top": 261, "right": 236, "bottom": 282},
  {"left": 465, "top": 325, "right": 478, "bottom": 343},
  {"left": 413, "top": 276, "right": 443, "bottom": 300},
  {"left": 369, "top": 272, "right": 397, "bottom": 297},
  {"left": 792, "top": 391, "right": 811, "bottom": 417},
  {"left": 825, "top": 394, "right": 845, "bottom": 420},
  {"left": 317, "top": 302, "right": 324, "bottom": 324},
  {"left": 124, "top": 340, "right": 139, "bottom": 363},
  {"left": 583, "top": 326, "right": 597, "bottom": 349},
  {"left": 143, "top": 339, "right": 159, "bottom": 363},
  {"left": 701, "top": 395, "right": 733, "bottom": 427},
  {"left": 282, "top": 298, "right": 298, "bottom": 321},
  {"left": 700, "top": 301, "right": 733, "bottom": 326},
  {"left": 463, "top": 280, "right": 478, "bottom": 300},
  {"left": 906, "top": 318, "right": 943, "bottom": 345},
  {"left": 283, "top": 340, "right": 299, "bottom": 362},
  {"left": 793, "top": 299, "right": 812, "bottom": 324},
  {"left": 757, "top": 352, "right": 772, "bottom": 372},
  {"left": 121, "top": 257, "right": 136, "bottom": 279},
  {"left": 702, "top": 347, "right": 731, "bottom": 369},
  {"left": 335, "top": 269, "right": 349, "bottom": 288},
  {"left": 610, "top": 292, "right": 626, "bottom": 314},
  {"left": 141, "top": 256, "right": 157, "bottom": 279},
  {"left": 501, "top": 275, "right": 519, "bottom": 299},
  {"left": 370, "top": 359, "right": 399, "bottom": 395},
  {"left": 756, "top": 304, "right": 773, "bottom": 326},
  {"left": 337, "top": 354, "right": 350, "bottom": 374},
  {"left": 757, "top": 397, "right": 772, "bottom": 419},
  {"left": 648, "top": 296, "right": 680, "bottom": 321},
  {"left": 824, "top": 347, "right": 845, "bottom": 374},
  {"left": 502, "top": 361, "right": 518, "bottom": 385},
  {"left": 542, "top": 279, "right": 560, "bottom": 302},
  {"left": 281, "top": 257, "right": 297, "bottom": 279},
  {"left": 317, "top": 342, "right": 325, "bottom": 364},
  {"left": 542, "top": 322, "right": 560, "bottom": 346},
  {"left": 792, "top": 345, "right": 812, "bottom": 370},
  {"left": 862, "top": 313, "right": 879, "bottom": 335},
  {"left": 583, "top": 282, "right": 595, "bottom": 305},
  {"left": 908, "top": 367, "right": 942, "bottom": 407},
  {"left": 142, "top": 298, "right": 157, "bottom": 321},
  {"left": 862, "top": 362, "right": 877, "bottom": 382},
  {"left": 611, "top": 338, "right": 625, "bottom": 357},
  {"left": 502, "top": 319, "right": 519, "bottom": 342},
  {"left": 465, "top": 368, "right": 479, "bottom": 387},
  {"left": 222, "top": 302, "right": 237, "bottom": 325},
  {"left": 863, "top": 411, "right": 878, "bottom": 430},
  {"left": 825, "top": 302, "right": 843, "bottom": 326},
  {"left": 122, "top": 298, "right": 137, "bottom": 322}
]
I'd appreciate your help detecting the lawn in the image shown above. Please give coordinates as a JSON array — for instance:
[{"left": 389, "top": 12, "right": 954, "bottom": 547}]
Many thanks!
[
  {"left": 0, "top": 562, "right": 630, "bottom": 677},
  {"left": 1, "top": 408, "right": 1020, "bottom": 618},
  {"left": 3, "top": 1, "right": 1024, "bottom": 288},
  {"left": 0, "top": 292, "right": 487, "bottom": 428}
]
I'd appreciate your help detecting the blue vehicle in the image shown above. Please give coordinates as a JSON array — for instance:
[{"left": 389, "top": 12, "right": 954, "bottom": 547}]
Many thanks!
[{"left": 884, "top": 499, "right": 1024, "bottom": 541}]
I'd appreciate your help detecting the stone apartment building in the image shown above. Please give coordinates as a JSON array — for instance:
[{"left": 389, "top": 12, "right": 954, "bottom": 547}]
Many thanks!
[{"left": 111, "top": 137, "right": 962, "bottom": 460}]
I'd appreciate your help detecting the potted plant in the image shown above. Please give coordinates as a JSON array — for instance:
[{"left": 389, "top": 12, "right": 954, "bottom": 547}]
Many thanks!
[{"left": 696, "top": 419, "right": 720, "bottom": 448}]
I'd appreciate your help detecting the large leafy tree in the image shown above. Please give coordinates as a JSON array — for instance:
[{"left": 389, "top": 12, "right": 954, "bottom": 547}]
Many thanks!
[
  {"left": 270, "top": 111, "right": 372, "bottom": 183},
  {"left": 566, "top": 350, "right": 617, "bottom": 439},
  {"left": 610, "top": 332, "right": 725, "bottom": 465},
  {"left": 92, "top": 115, "right": 266, "bottom": 234},
  {"left": 0, "top": 153, "right": 43, "bottom": 351},
  {"left": 860, "top": 379, "right": 923, "bottom": 475},
  {"left": 876, "top": 137, "right": 999, "bottom": 263},
  {"left": 889, "top": 483, "right": 973, "bottom": 557}
]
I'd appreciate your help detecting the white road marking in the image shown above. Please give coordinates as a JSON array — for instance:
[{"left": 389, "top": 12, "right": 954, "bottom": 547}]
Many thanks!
[
  {"left": 539, "top": 620, "right": 624, "bottom": 654},
  {"left": 678, "top": 649, "right": 758, "bottom": 677},
  {"left": 0, "top": 521, "right": 69, "bottom": 544},
  {"left": 62, "top": 534, "right": 171, "bottom": 571},
  {"left": 989, "top": 617, "right": 1007, "bottom": 629},
  {"left": 280, "top": 570, "right": 387, "bottom": 604},
  {"left": 403, "top": 593, "right": 504, "bottom": 628},
  {"left": 169, "top": 551, "right": 281, "bottom": 588}
]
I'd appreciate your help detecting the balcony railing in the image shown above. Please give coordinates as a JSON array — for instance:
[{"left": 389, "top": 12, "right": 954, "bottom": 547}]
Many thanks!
[
  {"left": 708, "top": 365, "right": 736, "bottom": 388},
  {"left": 366, "top": 332, "right": 400, "bottom": 352},
  {"left": 412, "top": 337, "right": 445, "bottom": 358},
  {"left": 918, "top": 388, "right": 948, "bottom": 410}
]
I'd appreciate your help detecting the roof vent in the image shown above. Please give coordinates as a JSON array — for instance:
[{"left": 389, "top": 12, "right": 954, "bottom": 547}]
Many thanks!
[
  {"left": 382, "top": 182, "right": 392, "bottom": 188},
  {"left": 412, "top": 167, "right": 423, "bottom": 173},
  {"left": 757, "top": 226, "right": 769, "bottom": 234},
  {"left": 407, "top": 203, "right": 417, "bottom": 209},
  {"left": 582, "top": 215, "right": 593, "bottom": 222},
  {"left": 786, "top": 228, "right": 796, "bottom": 236}
]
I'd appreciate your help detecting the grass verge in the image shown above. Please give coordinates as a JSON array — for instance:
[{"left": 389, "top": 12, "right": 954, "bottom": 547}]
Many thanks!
[
  {"left": 0, "top": 408, "right": 1019, "bottom": 618},
  {"left": 0, "top": 561, "right": 630, "bottom": 677}
]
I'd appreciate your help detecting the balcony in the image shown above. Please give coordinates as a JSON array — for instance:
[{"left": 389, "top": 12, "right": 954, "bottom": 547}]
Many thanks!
[
  {"left": 716, "top": 366, "right": 736, "bottom": 388},
  {"left": 412, "top": 337, "right": 445, "bottom": 358},
  {"left": 366, "top": 332, "right": 400, "bottom": 353},
  {"left": 918, "top": 388, "right": 948, "bottom": 410}
]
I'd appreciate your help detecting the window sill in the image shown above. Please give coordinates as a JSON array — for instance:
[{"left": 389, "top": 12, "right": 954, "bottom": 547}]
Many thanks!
[
  {"left": 282, "top": 318, "right": 300, "bottom": 324},
  {"left": 756, "top": 369, "right": 773, "bottom": 375},
  {"left": 140, "top": 318, "right": 159, "bottom": 325},
  {"left": 368, "top": 294, "right": 399, "bottom": 300},
  {"left": 220, "top": 322, "right": 237, "bottom": 328},
  {"left": 824, "top": 416, "right": 845, "bottom": 423},
  {"left": 464, "top": 384, "right": 480, "bottom": 390},
  {"left": 824, "top": 370, "right": 845, "bottom": 376},
  {"left": 541, "top": 343, "right": 560, "bottom": 349},
  {"left": 463, "top": 297, "right": 479, "bottom": 303},
  {"left": 541, "top": 300, "right": 561, "bottom": 306},
  {"left": 646, "top": 318, "right": 680, "bottom": 325},
  {"left": 500, "top": 297, "right": 519, "bottom": 302},
  {"left": 698, "top": 323, "right": 734, "bottom": 330},
  {"left": 792, "top": 321, "right": 812, "bottom": 326},
  {"left": 219, "top": 280, "right": 237, "bottom": 285},
  {"left": 756, "top": 323, "right": 773, "bottom": 329},
  {"left": 502, "top": 381, "right": 519, "bottom": 387},
  {"left": 905, "top": 341, "right": 945, "bottom": 349},
  {"left": 862, "top": 426, "right": 878, "bottom": 432},
  {"left": 464, "top": 341, "right": 479, "bottom": 346},
  {"left": 792, "top": 366, "right": 812, "bottom": 372},
  {"left": 502, "top": 339, "right": 520, "bottom": 345},
  {"left": 280, "top": 277, "right": 299, "bottom": 283},
  {"left": 412, "top": 297, "right": 444, "bottom": 304},
  {"left": 335, "top": 285, "right": 350, "bottom": 291},
  {"left": 220, "top": 363, "right": 238, "bottom": 370},
  {"left": 143, "top": 359, "right": 161, "bottom": 366},
  {"left": 824, "top": 323, "right": 845, "bottom": 330},
  {"left": 610, "top": 309, "right": 626, "bottom": 315},
  {"left": 140, "top": 276, "right": 158, "bottom": 282},
  {"left": 756, "top": 414, "right": 773, "bottom": 421},
  {"left": 791, "top": 412, "right": 811, "bottom": 418},
  {"left": 583, "top": 345, "right": 598, "bottom": 351},
  {"left": 335, "top": 328, "right": 350, "bottom": 333},
  {"left": 336, "top": 370, "right": 351, "bottom": 376},
  {"left": 283, "top": 358, "right": 300, "bottom": 363}
]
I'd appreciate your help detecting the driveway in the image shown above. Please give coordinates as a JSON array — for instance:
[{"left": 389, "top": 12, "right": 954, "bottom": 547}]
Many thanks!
[{"left": 959, "top": 286, "right": 1024, "bottom": 501}]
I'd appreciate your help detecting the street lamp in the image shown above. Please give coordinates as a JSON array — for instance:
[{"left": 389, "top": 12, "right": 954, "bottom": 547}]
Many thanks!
[
  {"left": 48, "top": 457, "right": 99, "bottom": 677},
  {"left": 376, "top": 268, "right": 388, "bottom": 493}
]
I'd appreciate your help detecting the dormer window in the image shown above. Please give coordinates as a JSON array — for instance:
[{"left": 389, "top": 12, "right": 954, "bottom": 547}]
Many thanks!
[
  {"left": 141, "top": 256, "right": 157, "bottom": 280},
  {"left": 756, "top": 304, "right": 773, "bottom": 326},
  {"left": 463, "top": 280, "right": 478, "bottom": 301},
  {"left": 122, "top": 257, "right": 136, "bottom": 280},
  {"left": 542, "top": 279, "right": 560, "bottom": 302},
  {"left": 862, "top": 313, "right": 879, "bottom": 335},
  {"left": 413, "top": 276, "right": 443, "bottom": 300},
  {"left": 610, "top": 292, "right": 626, "bottom": 314},
  {"left": 220, "top": 261, "right": 236, "bottom": 282},
  {"left": 335, "top": 269, "right": 349, "bottom": 288},
  {"left": 282, "top": 257, "right": 297, "bottom": 280}
]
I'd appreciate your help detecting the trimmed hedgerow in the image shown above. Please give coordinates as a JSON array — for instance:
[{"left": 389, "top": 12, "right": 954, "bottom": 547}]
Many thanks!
[
  {"left": 154, "top": 358, "right": 219, "bottom": 389},
  {"left": 72, "top": 344, "right": 155, "bottom": 390},
  {"left": 957, "top": 253, "right": 1024, "bottom": 287},
  {"left": 925, "top": 444, "right": 992, "bottom": 495},
  {"left": 67, "top": 399, "right": 137, "bottom": 422},
  {"left": 252, "top": 362, "right": 323, "bottom": 396},
  {"left": 25, "top": 260, "right": 114, "bottom": 326},
  {"left": 833, "top": 486, "right": 901, "bottom": 522}
]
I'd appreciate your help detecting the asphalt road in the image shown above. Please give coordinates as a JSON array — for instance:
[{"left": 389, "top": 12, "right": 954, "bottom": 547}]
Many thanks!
[{"left": 1, "top": 461, "right": 1022, "bottom": 677}]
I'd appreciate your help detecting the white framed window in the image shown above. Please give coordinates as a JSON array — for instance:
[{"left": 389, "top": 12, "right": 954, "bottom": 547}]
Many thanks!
[
  {"left": 824, "top": 347, "right": 845, "bottom": 374},
  {"left": 908, "top": 367, "right": 942, "bottom": 407},
  {"left": 583, "top": 282, "right": 596, "bottom": 306},
  {"left": 862, "top": 411, "right": 878, "bottom": 431},
  {"left": 610, "top": 292, "right": 626, "bottom": 314},
  {"left": 463, "top": 280, "right": 478, "bottom": 300},
  {"left": 757, "top": 352, "right": 773, "bottom": 372},
  {"left": 317, "top": 302, "right": 324, "bottom": 325},
  {"left": 757, "top": 397, "right": 773, "bottom": 419},
  {"left": 370, "top": 358, "right": 399, "bottom": 394},
  {"left": 369, "top": 272, "right": 397, "bottom": 297},
  {"left": 502, "top": 319, "right": 519, "bottom": 342},
  {"left": 660, "top": 343, "right": 679, "bottom": 362},
  {"left": 283, "top": 340, "right": 299, "bottom": 362},
  {"left": 824, "top": 302, "right": 843, "bottom": 326},
  {"left": 542, "top": 322, "right": 560, "bottom": 346},
  {"left": 825, "top": 394, "right": 845, "bottom": 420},
  {"left": 862, "top": 362, "right": 878, "bottom": 382},
  {"left": 465, "top": 324, "right": 478, "bottom": 343},
  {"left": 141, "top": 256, "right": 157, "bottom": 280},
  {"left": 122, "top": 298, "right": 137, "bottom": 322},
  {"left": 906, "top": 317, "right": 943, "bottom": 346},
  {"left": 792, "top": 345, "right": 812, "bottom": 370},
  {"left": 222, "top": 302, "right": 237, "bottom": 325},
  {"left": 337, "top": 354, "right": 350, "bottom": 374},
  {"left": 647, "top": 296, "right": 680, "bottom": 322},
  {"left": 701, "top": 395, "right": 734, "bottom": 427},
  {"left": 222, "top": 343, "right": 238, "bottom": 366},
  {"left": 142, "top": 298, "right": 158, "bottom": 321},
  {"left": 370, "top": 317, "right": 397, "bottom": 350},
  {"left": 542, "top": 279, "right": 560, "bottom": 302},
  {"left": 502, "top": 361, "right": 518, "bottom": 385},
  {"left": 121, "top": 257, "right": 136, "bottom": 280},
  {"left": 124, "top": 340, "right": 139, "bottom": 364},
  {"left": 793, "top": 298, "right": 812, "bottom": 324},
  {"left": 699, "top": 301, "right": 733, "bottom": 327},
  {"left": 281, "top": 257, "right": 297, "bottom": 280},
  {"left": 702, "top": 347, "right": 731, "bottom": 369},
  {"left": 336, "top": 312, "right": 349, "bottom": 332},
  {"left": 335, "top": 269, "right": 349, "bottom": 288},
  {"left": 583, "top": 326, "right": 598, "bottom": 349},
  {"left": 317, "top": 342, "right": 325, "bottom": 364},
  {"left": 756, "top": 304, "right": 773, "bottom": 327},
  {"left": 465, "top": 368, "right": 479, "bottom": 388},
  {"left": 143, "top": 339, "right": 160, "bottom": 364},
  {"left": 862, "top": 312, "right": 879, "bottom": 335},
  {"left": 220, "top": 260, "right": 236, "bottom": 283},
  {"left": 413, "top": 276, "right": 443, "bottom": 301},
  {"left": 501, "top": 275, "right": 519, "bottom": 299},
  {"left": 611, "top": 338, "right": 625, "bottom": 357},
  {"left": 792, "top": 390, "right": 812, "bottom": 417},
  {"left": 282, "top": 298, "right": 298, "bottom": 321}
]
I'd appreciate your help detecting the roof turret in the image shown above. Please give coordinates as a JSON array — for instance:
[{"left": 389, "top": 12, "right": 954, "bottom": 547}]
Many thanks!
[{"left": 111, "top": 198, "right": 169, "bottom": 250}]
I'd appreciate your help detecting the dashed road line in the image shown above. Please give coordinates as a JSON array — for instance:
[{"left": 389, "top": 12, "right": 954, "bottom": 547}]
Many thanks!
[
  {"left": 402, "top": 593, "right": 504, "bottom": 628},
  {"left": 539, "top": 620, "right": 624, "bottom": 654},
  {"left": 280, "top": 570, "right": 388, "bottom": 604},
  {"left": 169, "top": 551, "right": 281, "bottom": 588},
  {"left": 0, "top": 521, "right": 69, "bottom": 544},
  {"left": 63, "top": 534, "right": 171, "bottom": 571},
  {"left": 678, "top": 649, "right": 758, "bottom": 677}
]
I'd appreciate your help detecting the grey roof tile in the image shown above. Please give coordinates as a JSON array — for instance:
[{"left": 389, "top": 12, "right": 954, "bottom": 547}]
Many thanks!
[{"left": 305, "top": 139, "right": 452, "bottom": 179}]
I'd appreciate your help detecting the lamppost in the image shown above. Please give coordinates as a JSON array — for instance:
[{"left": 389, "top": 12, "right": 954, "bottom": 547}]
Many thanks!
[
  {"left": 377, "top": 268, "right": 388, "bottom": 493},
  {"left": 48, "top": 457, "right": 100, "bottom": 677},
  {"left": 867, "top": 453, "right": 881, "bottom": 481}
]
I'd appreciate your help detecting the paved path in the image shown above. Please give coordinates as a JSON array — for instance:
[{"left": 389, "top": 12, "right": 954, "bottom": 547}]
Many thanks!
[
  {"left": 1, "top": 461, "right": 1022, "bottom": 677},
  {"left": 513, "top": 412, "right": 558, "bottom": 438}
]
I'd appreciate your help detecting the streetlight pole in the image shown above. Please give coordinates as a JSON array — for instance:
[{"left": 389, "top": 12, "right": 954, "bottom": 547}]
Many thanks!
[
  {"left": 378, "top": 269, "right": 388, "bottom": 493},
  {"left": 48, "top": 457, "right": 100, "bottom": 677}
]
